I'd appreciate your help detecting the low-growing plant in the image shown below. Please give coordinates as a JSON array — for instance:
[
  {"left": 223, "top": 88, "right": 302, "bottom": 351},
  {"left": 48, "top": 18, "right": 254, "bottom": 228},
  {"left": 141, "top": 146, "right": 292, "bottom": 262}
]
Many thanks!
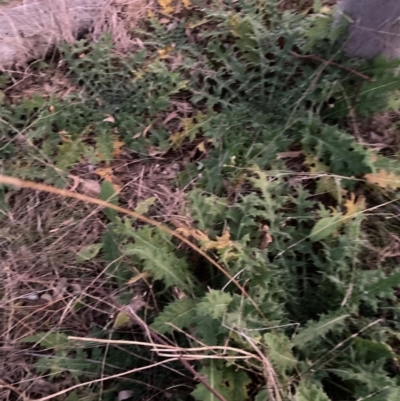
[{"left": 2, "top": 1, "right": 400, "bottom": 400}]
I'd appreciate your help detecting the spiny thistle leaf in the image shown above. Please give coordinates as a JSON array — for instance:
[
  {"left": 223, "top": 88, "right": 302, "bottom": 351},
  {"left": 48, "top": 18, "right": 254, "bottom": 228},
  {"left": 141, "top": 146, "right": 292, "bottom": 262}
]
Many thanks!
[
  {"left": 363, "top": 272, "right": 400, "bottom": 299},
  {"left": 197, "top": 290, "right": 233, "bottom": 320},
  {"left": 293, "top": 314, "right": 349, "bottom": 348},
  {"left": 192, "top": 362, "right": 251, "bottom": 401},
  {"left": 152, "top": 298, "right": 196, "bottom": 334},
  {"left": 264, "top": 333, "right": 297, "bottom": 374},
  {"left": 310, "top": 213, "right": 343, "bottom": 242},
  {"left": 124, "top": 227, "right": 194, "bottom": 291},
  {"left": 295, "top": 383, "right": 332, "bottom": 401}
]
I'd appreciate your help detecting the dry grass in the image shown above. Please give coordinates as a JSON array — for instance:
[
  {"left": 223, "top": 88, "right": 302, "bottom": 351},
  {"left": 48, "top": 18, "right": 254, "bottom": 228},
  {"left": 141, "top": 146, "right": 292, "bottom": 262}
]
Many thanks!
[
  {"left": 0, "top": 192, "right": 107, "bottom": 399},
  {"left": 0, "top": 167, "right": 262, "bottom": 400},
  {"left": 0, "top": 0, "right": 156, "bottom": 69},
  {"left": 0, "top": 159, "right": 194, "bottom": 399}
]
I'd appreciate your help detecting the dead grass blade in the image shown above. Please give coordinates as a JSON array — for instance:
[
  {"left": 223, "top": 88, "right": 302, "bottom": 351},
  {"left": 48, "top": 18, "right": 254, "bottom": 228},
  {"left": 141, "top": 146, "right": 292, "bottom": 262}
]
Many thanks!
[{"left": 0, "top": 174, "right": 268, "bottom": 321}]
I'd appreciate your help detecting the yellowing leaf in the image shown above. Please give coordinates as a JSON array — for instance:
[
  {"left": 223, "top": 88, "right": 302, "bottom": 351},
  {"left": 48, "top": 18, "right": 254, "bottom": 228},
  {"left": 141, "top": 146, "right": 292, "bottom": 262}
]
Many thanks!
[
  {"left": 158, "top": 45, "right": 174, "bottom": 59},
  {"left": 365, "top": 169, "right": 400, "bottom": 190},
  {"left": 95, "top": 167, "right": 121, "bottom": 193},
  {"left": 176, "top": 227, "right": 209, "bottom": 242},
  {"left": 158, "top": 0, "right": 174, "bottom": 14},
  {"left": 113, "top": 310, "right": 131, "bottom": 329},
  {"left": 315, "top": 176, "right": 345, "bottom": 202},
  {"left": 343, "top": 193, "right": 365, "bottom": 219},
  {"left": 112, "top": 139, "right": 125, "bottom": 157},
  {"left": 76, "top": 243, "right": 103, "bottom": 263},
  {"left": 135, "top": 197, "right": 156, "bottom": 215},
  {"left": 170, "top": 131, "right": 187, "bottom": 148},
  {"left": 214, "top": 231, "right": 232, "bottom": 249},
  {"left": 182, "top": 0, "right": 191, "bottom": 8},
  {"left": 304, "top": 152, "right": 330, "bottom": 173},
  {"left": 95, "top": 167, "right": 114, "bottom": 181},
  {"left": 127, "top": 271, "right": 152, "bottom": 285},
  {"left": 169, "top": 112, "right": 207, "bottom": 149},
  {"left": 176, "top": 227, "right": 234, "bottom": 252}
]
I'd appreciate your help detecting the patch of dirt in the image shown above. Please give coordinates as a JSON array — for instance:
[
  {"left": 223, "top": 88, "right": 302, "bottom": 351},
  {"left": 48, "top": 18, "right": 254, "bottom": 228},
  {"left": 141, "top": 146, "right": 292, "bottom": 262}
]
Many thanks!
[
  {"left": 279, "top": 0, "right": 338, "bottom": 12},
  {"left": 2, "top": 63, "right": 79, "bottom": 102},
  {"left": 351, "top": 112, "right": 400, "bottom": 154}
]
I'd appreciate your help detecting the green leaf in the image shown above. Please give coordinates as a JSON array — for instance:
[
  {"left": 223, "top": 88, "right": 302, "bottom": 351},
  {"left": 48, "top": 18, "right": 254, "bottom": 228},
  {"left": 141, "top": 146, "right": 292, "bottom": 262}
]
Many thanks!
[
  {"left": 124, "top": 226, "right": 194, "bottom": 291},
  {"left": 354, "top": 338, "right": 394, "bottom": 361},
  {"left": 187, "top": 189, "right": 226, "bottom": 232},
  {"left": 55, "top": 139, "right": 85, "bottom": 171},
  {"left": 96, "top": 127, "right": 115, "bottom": 162},
  {"left": 312, "top": 0, "right": 321, "bottom": 12},
  {"left": 102, "top": 224, "right": 130, "bottom": 286},
  {"left": 301, "top": 122, "right": 372, "bottom": 178},
  {"left": 135, "top": 196, "right": 156, "bottom": 215},
  {"left": 360, "top": 388, "right": 400, "bottom": 401},
  {"left": 76, "top": 243, "right": 102, "bottom": 262},
  {"left": 33, "top": 354, "right": 100, "bottom": 380},
  {"left": 152, "top": 298, "right": 196, "bottom": 334},
  {"left": 264, "top": 333, "right": 297, "bottom": 374},
  {"left": 197, "top": 290, "right": 233, "bottom": 320},
  {"left": 21, "top": 332, "right": 72, "bottom": 353},
  {"left": 65, "top": 392, "right": 80, "bottom": 401},
  {"left": 310, "top": 213, "right": 343, "bottom": 242},
  {"left": 293, "top": 314, "right": 349, "bottom": 348},
  {"left": 99, "top": 181, "right": 119, "bottom": 222},
  {"left": 113, "top": 311, "right": 131, "bottom": 329},
  {"left": 192, "top": 362, "right": 251, "bottom": 401},
  {"left": 254, "top": 389, "right": 269, "bottom": 401},
  {"left": 364, "top": 272, "right": 400, "bottom": 298},
  {"left": 295, "top": 383, "right": 332, "bottom": 401}
]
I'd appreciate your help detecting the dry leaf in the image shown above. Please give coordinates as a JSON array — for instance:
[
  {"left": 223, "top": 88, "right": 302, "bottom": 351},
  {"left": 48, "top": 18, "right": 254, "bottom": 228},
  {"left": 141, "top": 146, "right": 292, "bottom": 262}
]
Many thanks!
[
  {"left": 95, "top": 167, "right": 114, "bottom": 181},
  {"left": 58, "top": 130, "right": 71, "bottom": 142},
  {"left": 182, "top": 0, "right": 191, "bottom": 8},
  {"left": 41, "top": 293, "right": 53, "bottom": 303},
  {"left": 147, "top": 146, "right": 166, "bottom": 156},
  {"left": 95, "top": 167, "right": 122, "bottom": 192},
  {"left": 118, "top": 390, "right": 134, "bottom": 401},
  {"left": 135, "top": 37, "right": 145, "bottom": 49},
  {"left": 163, "top": 111, "right": 179, "bottom": 124},
  {"left": 196, "top": 141, "right": 206, "bottom": 153},
  {"left": 158, "top": 0, "right": 174, "bottom": 14},
  {"left": 277, "top": 151, "right": 302, "bottom": 159},
  {"left": 259, "top": 225, "right": 273, "bottom": 250},
  {"left": 134, "top": 123, "right": 153, "bottom": 139},
  {"left": 127, "top": 271, "right": 152, "bottom": 285},
  {"left": 69, "top": 174, "right": 81, "bottom": 192},
  {"left": 158, "top": 45, "right": 174, "bottom": 59},
  {"left": 343, "top": 193, "right": 365, "bottom": 219},
  {"left": 147, "top": 9, "right": 156, "bottom": 18},
  {"left": 112, "top": 139, "right": 125, "bottom": 157},
  {"left": 103, "top": 114, "right": 115, "bottom": 123},
  {"left": 365, "top": 169, "right": 400, "bottom": 190},
  {"left": 80, "top": 179, "right": 101, "bottom": 196}
]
